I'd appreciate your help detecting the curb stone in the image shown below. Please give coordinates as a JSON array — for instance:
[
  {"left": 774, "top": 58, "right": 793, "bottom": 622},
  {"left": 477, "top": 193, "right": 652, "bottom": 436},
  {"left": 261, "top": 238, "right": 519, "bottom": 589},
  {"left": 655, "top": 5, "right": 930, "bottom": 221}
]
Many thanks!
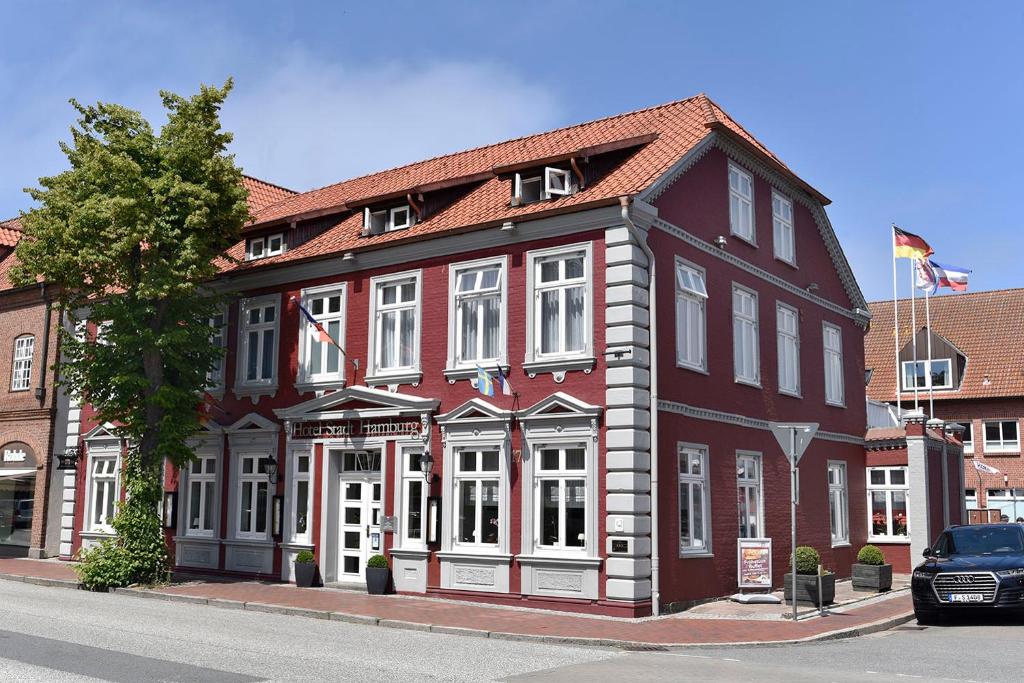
[
  {"left": 378, "top": 619, "right": 432, "bottom": 632},
  {"left": 429, "top": 625, "right": 490, "bottom": 638},
  {"left": 329, "top": 612, "right": 379, "bottom": 626},
  {"left": 245, "top": 602, "right": 331, "bottom": 620},
  {"left": 0, "top": 572, "right": 80, "bottom": 590}
]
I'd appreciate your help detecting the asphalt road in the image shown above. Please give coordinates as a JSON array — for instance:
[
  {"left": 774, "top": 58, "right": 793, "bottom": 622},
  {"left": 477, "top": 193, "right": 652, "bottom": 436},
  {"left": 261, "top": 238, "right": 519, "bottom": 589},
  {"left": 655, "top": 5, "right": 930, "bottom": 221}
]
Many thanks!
[{"left": 1, "top": 579, "right": 1022, "bottom": 682}]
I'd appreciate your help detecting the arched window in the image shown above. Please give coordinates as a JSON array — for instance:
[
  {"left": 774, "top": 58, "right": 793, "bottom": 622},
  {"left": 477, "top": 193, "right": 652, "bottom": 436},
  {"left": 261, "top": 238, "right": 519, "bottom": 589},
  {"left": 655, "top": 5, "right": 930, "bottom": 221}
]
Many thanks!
[{"left": 11, "top": 335, "right": 34, "bottom": 391}]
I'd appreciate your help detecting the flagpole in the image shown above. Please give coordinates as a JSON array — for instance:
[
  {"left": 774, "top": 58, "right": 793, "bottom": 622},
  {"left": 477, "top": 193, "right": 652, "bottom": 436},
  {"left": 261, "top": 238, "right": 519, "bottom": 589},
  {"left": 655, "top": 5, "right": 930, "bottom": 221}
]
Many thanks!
[
  {"left": 910, "top": 257, "right": 919, "bottom": 411},
  {"left": 891, "top": 225, "right": 901, "bottom": 415},
  {"left": 925, "top": 281, "right": 935, "bottom": 419}
]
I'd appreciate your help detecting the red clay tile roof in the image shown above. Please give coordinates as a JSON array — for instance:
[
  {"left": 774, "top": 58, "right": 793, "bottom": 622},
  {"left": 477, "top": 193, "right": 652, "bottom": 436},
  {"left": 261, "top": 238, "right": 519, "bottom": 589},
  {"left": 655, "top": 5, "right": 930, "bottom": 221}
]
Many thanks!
[
  {"left": 228, "top": 94, "right": 822, "bottom": 274},
  {"left": 0, "top": 217, "right": 22, "bottom": 248},
  {"left": 242, "top": 176, "right": 297, "bottom": 213},
  {"left": 865, "top": 427, "right": 906, "bottom": 442},
  {"left": 866, "top": 289, "right": 1024, "bottom": 402}
]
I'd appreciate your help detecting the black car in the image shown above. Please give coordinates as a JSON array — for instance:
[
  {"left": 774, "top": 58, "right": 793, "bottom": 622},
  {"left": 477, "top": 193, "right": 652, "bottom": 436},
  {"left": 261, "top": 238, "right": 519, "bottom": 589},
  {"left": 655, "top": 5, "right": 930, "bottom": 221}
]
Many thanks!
[{"left": 912, "top": 524, "right": 1024, "bottom": 624}]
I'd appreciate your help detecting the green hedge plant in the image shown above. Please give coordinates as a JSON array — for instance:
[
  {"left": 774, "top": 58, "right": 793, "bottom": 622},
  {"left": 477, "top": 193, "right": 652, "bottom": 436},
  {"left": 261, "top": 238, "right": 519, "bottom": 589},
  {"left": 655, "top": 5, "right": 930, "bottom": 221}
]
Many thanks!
[
  {"left": 792, "top": 546, "right": 821, "bottom": 575},
  {"left": 295, "top": 550, "right": 315, "bottom": 564},
  {"left": 856, "top": 545, "right": 886, "bottom": 566},
  {"left": 367, "top": 554, "right": 389, "bottom": 569}
]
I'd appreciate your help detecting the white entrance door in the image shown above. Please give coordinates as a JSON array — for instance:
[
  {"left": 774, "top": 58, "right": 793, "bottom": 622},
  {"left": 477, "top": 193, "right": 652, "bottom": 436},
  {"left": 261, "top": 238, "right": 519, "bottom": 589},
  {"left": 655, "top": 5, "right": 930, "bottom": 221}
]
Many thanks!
[{"left": 337, "top": 451, "right": 382, "bottom": 582}]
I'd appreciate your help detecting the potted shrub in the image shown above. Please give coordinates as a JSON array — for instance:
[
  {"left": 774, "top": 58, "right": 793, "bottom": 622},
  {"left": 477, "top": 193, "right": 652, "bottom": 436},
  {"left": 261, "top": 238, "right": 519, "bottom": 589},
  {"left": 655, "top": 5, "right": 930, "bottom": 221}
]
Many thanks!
[
  {"left": 852, "top": 544, "right": 893, "bottom": 592},
  {"left": 366, "top": 554, "right": 391, "bottom": 595},
  {"left": 783, "top": 546, "right": 835, "bottom": 606},
  {"left": 294, "top": 549, "right": 319, "bottom": 588}
]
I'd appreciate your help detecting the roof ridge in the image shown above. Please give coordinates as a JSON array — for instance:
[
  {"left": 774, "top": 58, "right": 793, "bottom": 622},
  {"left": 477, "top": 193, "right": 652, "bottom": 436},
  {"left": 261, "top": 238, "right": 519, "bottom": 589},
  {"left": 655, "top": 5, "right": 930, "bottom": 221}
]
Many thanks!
[
  {"left": 281, "top": 94, "right": 706, "bottom": 200},
  {"left": 242, "top": 174, "right": 298, "bottom": 195}
]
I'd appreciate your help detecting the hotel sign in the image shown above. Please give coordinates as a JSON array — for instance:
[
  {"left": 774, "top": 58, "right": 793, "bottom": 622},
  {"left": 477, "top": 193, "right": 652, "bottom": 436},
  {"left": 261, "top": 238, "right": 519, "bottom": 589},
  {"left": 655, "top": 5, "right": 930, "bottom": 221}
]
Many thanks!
[{"left": 292, "top": 419, "right": 423, "bottom": 439}]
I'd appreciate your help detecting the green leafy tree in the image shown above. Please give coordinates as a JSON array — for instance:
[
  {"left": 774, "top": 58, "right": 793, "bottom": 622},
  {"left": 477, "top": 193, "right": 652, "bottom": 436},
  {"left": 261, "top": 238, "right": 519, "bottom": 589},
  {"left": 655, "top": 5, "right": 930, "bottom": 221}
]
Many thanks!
[{"left": 13, "top": 81, "right": 250, "bottom": 587}]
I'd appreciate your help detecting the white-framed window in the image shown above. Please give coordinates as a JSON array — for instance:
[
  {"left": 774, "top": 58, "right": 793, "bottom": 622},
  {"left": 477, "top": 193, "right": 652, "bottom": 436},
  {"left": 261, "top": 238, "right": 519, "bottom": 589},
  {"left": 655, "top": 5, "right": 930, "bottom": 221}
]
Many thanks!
[
  {"left": 867, "top": 466, "right": 909, "bottom": 540},
  {"left": 450, "top": 257, "right": 506, "bottom": 369},
  {"left": 400, "top": 447, "right": 427, "bottom": 547},
  {"left": 901, "top": 359, "right": 952, "bottom": 391},
  {"left": 185, "top": 454, "right": 217, "bottom": 537},
  {"left": 238, "top": 296, "right": 279, "bottom": 386},
  {"left": 728, "top": 162, "right": 754, "bottom": 243},
  {"left": 364, "top": 205, "right": 413, "bottom": 234},
  {"left": 965, "top": 488, "right": 978, "bottom": 510},
  {"left": 983, "top": 420, "right": 1019, "bottom": 453},
  {"left": 246, "top": 233, "right": 284, "bottom": 261},
  {"left": 368, "top": 271, "right": 421, "bottom": 377},
  {"left": 823, "top": 322, "right": 845, "bottom": 406},
  {"left": 298, "top": 284, "right": 346, "bottom": 385},
  {"left": 675, "top": 260, "right": 707, "bottom": 371},
  {"left": 514, "top": 167, "right": 572, "bottom": 205},
  {"left": 88, "top": 454, "right": 119, "bottom": 533},
  {"left": 772, "top": 191, "right": 795, "bottom": 265},
  {"left": 289, "top": 450, "right": 312, "bottom": 544},
  {"left": 10, "top": 334, "right": 34, "bottom": 391},
  {"left": 828, "top": 461, "right": 849, "bottom": 546},
  {"left": 535, "top": 444, "right": 588, "bottom": 551},
  {"left": 678, "top": 445, "right": 709, "bottom": 554},
  {"left": 206, "top": 308, "right": 228, "bottom": 390},
  {"left": 736, "top": 452, "right": 762, "bottom": 538},
  {"left": 236, "top": 453, "right": 270, "bottom": 539},
  {"left": 527, "top": 244, "right": 592, "bottom": 362},
  {"left": 732, "top": 284, "right": 760, "bottom": 385},
  {"left": 776, "top": 303, "right": 800, "bottom": 396},
  {"left": 959, "top": 421, "right": 974, "bottom": 454},
  {"left": 454, "top": 448, "right": 501, "bottom": 547}
]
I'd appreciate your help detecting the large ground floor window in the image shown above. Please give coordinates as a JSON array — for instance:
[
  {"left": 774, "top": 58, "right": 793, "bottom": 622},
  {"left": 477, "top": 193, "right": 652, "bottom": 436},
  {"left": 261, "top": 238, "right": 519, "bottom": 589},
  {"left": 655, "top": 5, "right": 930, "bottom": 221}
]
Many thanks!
[
  {"left": 868, "top": 466, "right": 909, "bottom": 540},
  {"left": 0, "top": 476, "right": 34, "bottom": 550}
]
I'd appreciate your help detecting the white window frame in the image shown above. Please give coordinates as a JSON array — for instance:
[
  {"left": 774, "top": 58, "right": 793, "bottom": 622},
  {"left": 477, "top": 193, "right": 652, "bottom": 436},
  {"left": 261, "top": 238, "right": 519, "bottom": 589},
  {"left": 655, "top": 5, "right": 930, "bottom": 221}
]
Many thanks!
[
  {"left": 728, "top": 162, "right": 755, "bottom": 244},
  {"left": 533, "top": 443, "right": 590, "bottom": 553},
  {"left": 828, "top": 460, "right": 849, "bottom": 546},
  {"left": 399, "top": 445, "right": 427, "bottom": 548},
  {"left": 675, "top": 258, "right": 708, "bottom": 372},
  {"left": 736, "top": 451, "right": 763, "bottom": 539},
  {"left": 771, "top": 190, "right": 795, "bottom": 265},
  {"left": 446, "top": 256, "right": 508, "bottom": 374},
  {"left": 524, "top": 242, "right": 594, "bottom": 374},
  {"left": 958, "top": 420, "right": 974, "bottom": 454},
  {"left": 235, "top": 452, "right": 272, "bottom": 541},
  {"left": 823, "top": 322, "right": 845, "bottom": 407},
  {"left": 363, "top": 205, "right": 413, "bottom": 234},
  {"left": 206, "top": 306, "right": 228, "bottom": 391},
  {"left": 86, "top": 450, "right": 120, "bottom": 534},
  {"left": 965, "top": 488, "right": 978, "bottom": 510},
  {"left": 867, "top": 466, "right": 910, "bottom": 542},
  {"left": 732, "top": 284, "right": 760, "bottom": 386},
  {"left": 678, "top": 444, "right": 711, "bottom": 556},
  {"left": 184, "top": 453, "right": 218, "bottom": 538},
  {"left": 513, "top": 173, "right": 543, "bottom": 205},
  {"left": 296, "top": 283, "right": 347, "bottom": 388},
  {"left": 776, "top": 302, "right": 800, "bottom": 397},
  {"left": 366, "top": 270, "right": 422, "bottom": 383},
  {"left": 237, "top": 294, "right": 280, "bottom": 389},
  {"left": 10, "top": 334, "right": 34, "bottom": 391},
  {"left": 453, "top": 447, "right": 502, "bottom": 549},
  {"left": 983, "top": 420, "right": 1020, "bottom": 454},
  {"left": 287, "top": 447, "right": 313, "bottom": 545},
  {"left": 901, "top": 359, "right": 953, "bottom": 391},
  {"left": 544, "top": 167, "right": 571, "bottom": 198},
  {"left": 246, "top": 233, "right": 284, "bottom": 261}
]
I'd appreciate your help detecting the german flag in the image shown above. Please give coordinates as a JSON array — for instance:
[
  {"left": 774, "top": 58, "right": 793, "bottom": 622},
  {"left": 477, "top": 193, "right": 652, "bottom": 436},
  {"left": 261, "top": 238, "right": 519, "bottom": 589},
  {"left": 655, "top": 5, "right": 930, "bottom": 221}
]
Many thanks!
[{"left": 893, "top": 226, "right": 933, "bottom": 260}]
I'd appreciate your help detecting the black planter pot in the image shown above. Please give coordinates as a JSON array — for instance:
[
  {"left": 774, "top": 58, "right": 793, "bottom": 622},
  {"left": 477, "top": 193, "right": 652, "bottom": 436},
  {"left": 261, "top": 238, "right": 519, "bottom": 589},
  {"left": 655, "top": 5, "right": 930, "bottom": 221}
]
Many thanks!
[
  {"left": 366, "top": 566, "right": 391, "bottom": 595},
  {"left": 783, "top": 573, "right": 836, "bottom": 606},
  {"left": 294, "top": 562, "right": 319, "bottom": 588},
  {"left": 851, "top": 563, "right": 893, "bottom": 592}
]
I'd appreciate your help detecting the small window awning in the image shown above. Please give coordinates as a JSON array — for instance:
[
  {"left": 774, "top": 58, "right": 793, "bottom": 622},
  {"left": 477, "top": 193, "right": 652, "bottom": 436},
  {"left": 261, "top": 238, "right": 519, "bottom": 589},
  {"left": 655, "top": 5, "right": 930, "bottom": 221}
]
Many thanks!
[{"left": 0, "top": 469, "right": 35, "bottom": 479}]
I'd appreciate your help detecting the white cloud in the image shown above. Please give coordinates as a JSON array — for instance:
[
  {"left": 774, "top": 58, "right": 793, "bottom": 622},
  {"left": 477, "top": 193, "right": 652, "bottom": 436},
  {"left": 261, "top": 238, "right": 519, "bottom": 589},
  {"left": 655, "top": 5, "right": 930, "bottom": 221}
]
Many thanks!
[{"left": 222, "top": 55, "right": 564, "bottom": 191}]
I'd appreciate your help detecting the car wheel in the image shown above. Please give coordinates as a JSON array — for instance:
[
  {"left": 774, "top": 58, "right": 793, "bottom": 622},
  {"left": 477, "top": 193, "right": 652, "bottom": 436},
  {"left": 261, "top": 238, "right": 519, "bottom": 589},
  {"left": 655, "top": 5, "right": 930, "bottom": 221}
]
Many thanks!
[{"left": 914, "top": 608, "right": 942, "bottom": 626}]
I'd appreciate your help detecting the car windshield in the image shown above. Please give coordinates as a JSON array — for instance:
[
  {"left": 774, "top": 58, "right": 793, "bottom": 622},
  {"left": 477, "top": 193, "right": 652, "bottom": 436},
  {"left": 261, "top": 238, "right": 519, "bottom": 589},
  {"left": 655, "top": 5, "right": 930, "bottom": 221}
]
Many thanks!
[{"left": 942, "top": 527, "right": 1024, "bottom": 556}]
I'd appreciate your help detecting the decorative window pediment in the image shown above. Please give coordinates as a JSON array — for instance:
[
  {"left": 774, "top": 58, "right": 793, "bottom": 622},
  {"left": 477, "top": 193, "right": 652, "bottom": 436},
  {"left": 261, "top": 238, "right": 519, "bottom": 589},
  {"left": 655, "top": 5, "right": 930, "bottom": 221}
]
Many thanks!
[
  {"left": 517, "top": 392, "right": 602, "bottom": 423},
  {"left": 226, "top": 413, "right": 279, "bottom": 434},
  {"left": 274, "top": 385, "right": 439, "bottom": 422},
  {"left": 83, "top": 422, "right": 122, "bottom": 445}
]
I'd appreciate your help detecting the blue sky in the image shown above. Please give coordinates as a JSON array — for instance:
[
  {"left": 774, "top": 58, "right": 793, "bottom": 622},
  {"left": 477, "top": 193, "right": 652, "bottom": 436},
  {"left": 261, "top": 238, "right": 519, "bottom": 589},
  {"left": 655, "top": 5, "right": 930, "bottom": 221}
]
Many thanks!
[{"left": 2, "top": 1, "right": 1021, "bottom": 301}]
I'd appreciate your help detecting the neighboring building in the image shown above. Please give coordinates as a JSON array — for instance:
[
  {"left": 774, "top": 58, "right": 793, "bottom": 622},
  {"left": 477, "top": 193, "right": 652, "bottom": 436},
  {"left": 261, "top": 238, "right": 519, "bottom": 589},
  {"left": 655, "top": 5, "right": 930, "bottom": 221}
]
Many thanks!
[
  {"left": 0, "top": 217, "right": 64, "bottom": 559},
  {"left": 867, "top": 290, "right": 1024, "bottom": 519},
  {"left": 63, "top": 94, "right": 882, "bottom": 616}
]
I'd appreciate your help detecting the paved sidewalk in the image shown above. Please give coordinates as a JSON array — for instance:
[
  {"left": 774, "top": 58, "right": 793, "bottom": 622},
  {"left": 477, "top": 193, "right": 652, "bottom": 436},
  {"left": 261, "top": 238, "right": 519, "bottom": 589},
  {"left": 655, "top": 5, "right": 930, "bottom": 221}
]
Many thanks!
[{"left": 0, "top": 557, "right": 913, "bottom": 647}]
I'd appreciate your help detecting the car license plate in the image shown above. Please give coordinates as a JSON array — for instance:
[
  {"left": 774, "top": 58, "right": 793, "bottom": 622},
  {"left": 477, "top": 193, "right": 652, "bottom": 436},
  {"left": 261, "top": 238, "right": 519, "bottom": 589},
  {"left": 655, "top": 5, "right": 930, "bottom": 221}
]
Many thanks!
[{"left": 949, "top": 593, "right": 984, "bottom": 603}]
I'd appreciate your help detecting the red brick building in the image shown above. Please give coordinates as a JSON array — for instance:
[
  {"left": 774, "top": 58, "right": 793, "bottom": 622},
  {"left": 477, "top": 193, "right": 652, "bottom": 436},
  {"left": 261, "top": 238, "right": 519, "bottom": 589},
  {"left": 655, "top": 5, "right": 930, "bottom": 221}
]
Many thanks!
[
  {"left": 63, "top": 95, "right": 882, "bottom": 616},
  {"left": 867, "top": 290, "right": 1024, "bottom": 520}
]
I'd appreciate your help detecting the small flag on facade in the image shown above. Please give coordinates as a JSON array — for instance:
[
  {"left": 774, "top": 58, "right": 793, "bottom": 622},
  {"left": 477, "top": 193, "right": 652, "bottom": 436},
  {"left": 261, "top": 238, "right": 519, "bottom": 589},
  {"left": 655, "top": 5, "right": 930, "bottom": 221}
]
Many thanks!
[
  {"left": 476, "top": 365, "right": 496, "bottom": 397},
  {"left": 893, "top": 226, "right": 934, "bottom": 260},
  {"left": 197, "top": 391, "right": 224, "bottom": 425},
  {"left": 973, "top": 460, "right": 1000, "bottom": 475},
  {"left": 930, "top": 261, "right": 971, "bottom": 292},
  {"left": 291, "top": 296, "right": 344, "bottom": 350},
  {"left": 495, "top": 365, "right": 513, "bottom": 396}
]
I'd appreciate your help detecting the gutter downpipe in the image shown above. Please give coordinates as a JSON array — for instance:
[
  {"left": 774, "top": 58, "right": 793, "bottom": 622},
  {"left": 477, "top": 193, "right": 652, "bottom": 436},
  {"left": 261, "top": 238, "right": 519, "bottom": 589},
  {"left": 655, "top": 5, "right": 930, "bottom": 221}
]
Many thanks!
[{"left": 619, "top": 196, "right": 660, "bottom": 616}]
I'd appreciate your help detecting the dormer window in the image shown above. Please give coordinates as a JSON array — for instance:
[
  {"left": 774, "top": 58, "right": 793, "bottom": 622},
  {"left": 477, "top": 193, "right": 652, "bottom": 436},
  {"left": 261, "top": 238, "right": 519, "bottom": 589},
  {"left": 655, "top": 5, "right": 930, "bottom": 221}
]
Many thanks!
[
  {"left": 246, "top": 233, "right": 284, "bottom": 261},
  {"left": 513, "top": 167, "right": 574, "bottom": 206},
  {"left": 363, "top": 204, "right": 413, "bottom": 235}
]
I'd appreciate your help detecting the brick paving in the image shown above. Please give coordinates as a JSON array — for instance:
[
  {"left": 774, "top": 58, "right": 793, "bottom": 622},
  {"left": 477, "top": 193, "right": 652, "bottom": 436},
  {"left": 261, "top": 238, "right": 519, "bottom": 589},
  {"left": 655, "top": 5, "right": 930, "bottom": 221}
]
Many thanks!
[{"left": 0, "top": 558, "right": 912, "bottom": 645}]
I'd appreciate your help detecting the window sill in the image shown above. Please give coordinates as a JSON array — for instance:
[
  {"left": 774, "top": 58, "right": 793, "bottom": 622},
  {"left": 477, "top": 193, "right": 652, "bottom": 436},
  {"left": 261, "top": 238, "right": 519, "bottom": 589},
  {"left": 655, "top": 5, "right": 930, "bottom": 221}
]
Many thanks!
[
  {"left": 734, "top": 378, "right": 761, "bottom": 389},
  {"left": 80, "top": 530, "right": 116, "bottom": 539},
  {"left": 826, "top": 400, "right": 846, "bottom": 409},
  {"left": 233, "top": 383, "right": 278, "bottom": 404},
  {"left": 522, "top": 357, "right": 596, "bottom": 383},
  {"left": 364, "top": 371, "right": 422, "bottom": 388},
  {"left": 279, "top": 541, "right": 315, "bottom": 551},
  {"left": 390, "top": 547, "right": 431, "bottom": 559},
  {"left": 174, "top": 536, "right": 221, "bottom": 545},
  {"left": 867, "top": 537, "right": 910, "bottom": 545},
  {"left": 730, "top": 231, "right": 758, "bottom": 248},
  {"left": 437, "top": 550, "right": 513, "bottom": 562},
  {"left": 679, "top": 551, "right": 714, "bottom": 559},
  {"left": 225, "top": 537, "right": 275, "bottom": 547},
  {"left": 294, "top": 379, "right": 347, "bottom": 395},
  {"left": 831, "top": 541, "right": 851, "bottom": 549},
  {"left": 516, "top": 553, "right": 601, "bottom": 568},
  {"left": 676, "top": 362, "right": 709, "bottom": 376},
  {"left": 443, "top": 365, "right": 510, "bottom": 384},
  {"left": 774, "top": 256, "right": 798, "bottom": 269},
  {"left": 779, "top": 389, "right": 802, "bottom": 399}
]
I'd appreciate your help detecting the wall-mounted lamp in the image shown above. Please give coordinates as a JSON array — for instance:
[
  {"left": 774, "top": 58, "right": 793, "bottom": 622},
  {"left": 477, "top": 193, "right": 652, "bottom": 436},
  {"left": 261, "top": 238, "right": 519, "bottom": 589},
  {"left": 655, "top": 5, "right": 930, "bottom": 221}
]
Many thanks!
[
  {"left": 162, "top": 491, "right": 177, "bottom": 529},
  {"left": 262, "top": 455, "right": 279, "bottom": 485},
  {"left": 342, "top": 251, "right": 356, "bottom": 262},
  {"left": 714, "top": 235, "right": 727, "bottom": 248},
  {"left": 419, "top": 450, "right": 434, "bottom": 480},
  {"left": 56, "top": 447, "right": 81, "bottom": 471}
]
